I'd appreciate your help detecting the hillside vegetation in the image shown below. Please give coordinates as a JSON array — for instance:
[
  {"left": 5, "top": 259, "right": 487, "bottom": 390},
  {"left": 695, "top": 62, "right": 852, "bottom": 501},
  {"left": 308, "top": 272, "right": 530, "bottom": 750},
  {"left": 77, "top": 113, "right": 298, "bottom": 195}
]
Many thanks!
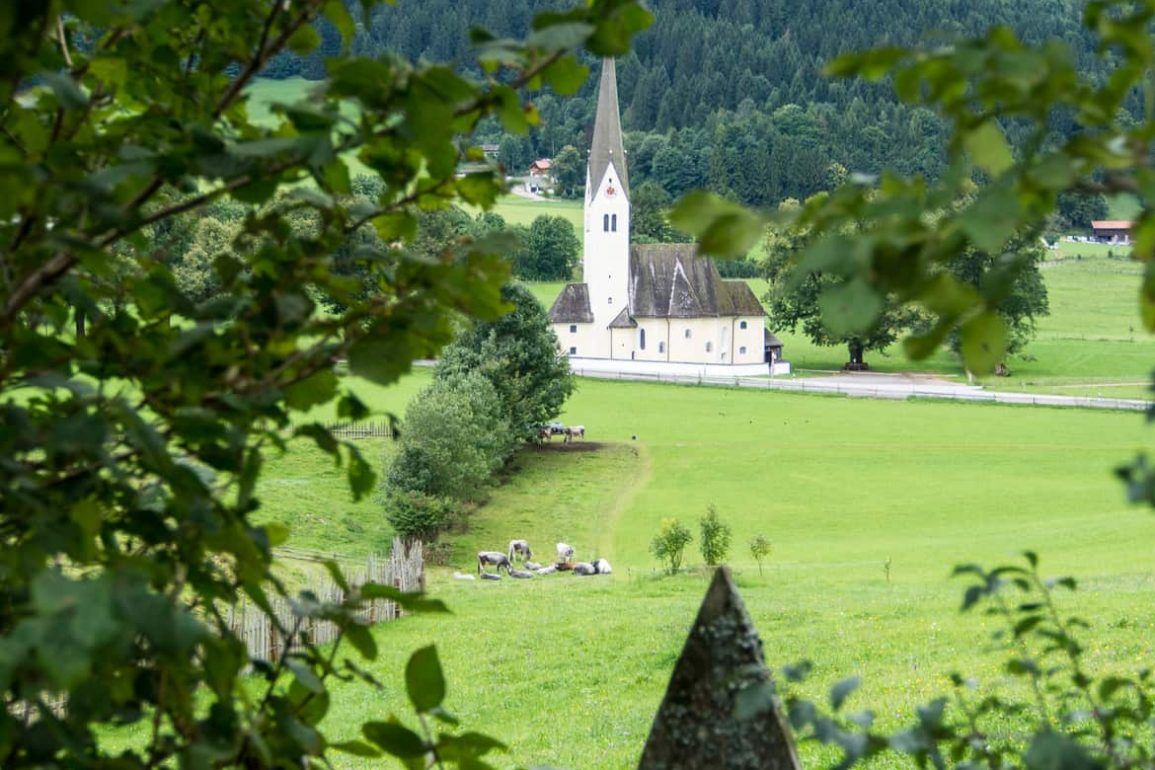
[{"left": 261, "top": 0, "right": 1110, "bottom": 207}]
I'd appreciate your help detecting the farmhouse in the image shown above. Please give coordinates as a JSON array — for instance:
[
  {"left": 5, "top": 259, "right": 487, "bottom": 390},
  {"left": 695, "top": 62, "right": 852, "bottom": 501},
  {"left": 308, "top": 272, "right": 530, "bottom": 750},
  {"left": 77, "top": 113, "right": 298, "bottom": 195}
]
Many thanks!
[
  {"left": 527, "top": 158, "right": 553, "bottom": 193},
  {"left": 548, "top": 59, "right": 783, "bottom": 377},
  {"left": 1091, "top": 219, "right": 1132, "bottom": 244}
]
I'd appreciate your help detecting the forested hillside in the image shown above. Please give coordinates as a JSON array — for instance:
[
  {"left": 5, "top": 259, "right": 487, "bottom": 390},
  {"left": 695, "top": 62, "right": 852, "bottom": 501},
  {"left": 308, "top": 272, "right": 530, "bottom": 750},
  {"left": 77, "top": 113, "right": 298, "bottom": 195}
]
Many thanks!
[{"left": 265, "top": 0, "right": 1104, "bottom": 208}]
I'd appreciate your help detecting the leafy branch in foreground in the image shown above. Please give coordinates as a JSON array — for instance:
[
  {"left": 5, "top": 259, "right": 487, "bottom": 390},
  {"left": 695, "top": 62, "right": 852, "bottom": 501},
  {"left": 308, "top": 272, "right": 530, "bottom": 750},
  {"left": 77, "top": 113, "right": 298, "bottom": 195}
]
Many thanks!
[
  {"left": 773, "top": 554, "right": 1152, "bottom": 770},
  {"left": 0, "top": 1, "right": 651, "bottom": 768}
]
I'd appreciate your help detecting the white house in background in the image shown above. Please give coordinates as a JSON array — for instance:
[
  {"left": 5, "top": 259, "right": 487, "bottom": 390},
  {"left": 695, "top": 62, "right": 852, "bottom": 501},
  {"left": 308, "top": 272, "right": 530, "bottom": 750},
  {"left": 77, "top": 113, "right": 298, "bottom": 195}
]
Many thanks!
[{"left": 547, "top": 58, "right": 787, "bottom": 377}]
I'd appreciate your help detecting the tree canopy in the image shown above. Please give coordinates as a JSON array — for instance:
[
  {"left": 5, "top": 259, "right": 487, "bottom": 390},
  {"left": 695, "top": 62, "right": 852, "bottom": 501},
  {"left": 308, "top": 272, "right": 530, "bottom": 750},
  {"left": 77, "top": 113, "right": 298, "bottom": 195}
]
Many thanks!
[
  {"left": 436, "top": 283, "right": 574, "bottom": 443},
  {"left": 0, "top": 1, "right": 649, "bottom": 767}
]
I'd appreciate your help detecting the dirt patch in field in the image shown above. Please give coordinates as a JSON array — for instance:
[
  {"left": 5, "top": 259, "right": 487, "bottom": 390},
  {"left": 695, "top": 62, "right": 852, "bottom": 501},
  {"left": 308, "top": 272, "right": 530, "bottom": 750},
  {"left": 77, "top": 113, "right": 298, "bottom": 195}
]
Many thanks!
[{"left": 533, "top": 441, "right": 607, "bottom": 453}]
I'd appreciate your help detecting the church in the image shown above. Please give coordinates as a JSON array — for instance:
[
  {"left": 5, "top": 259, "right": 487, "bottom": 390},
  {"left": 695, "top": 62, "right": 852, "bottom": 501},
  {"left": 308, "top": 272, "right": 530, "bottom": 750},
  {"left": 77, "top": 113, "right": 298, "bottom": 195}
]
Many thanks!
[{"left": 548, "top": 59, "right": 785, "bottom": 377}]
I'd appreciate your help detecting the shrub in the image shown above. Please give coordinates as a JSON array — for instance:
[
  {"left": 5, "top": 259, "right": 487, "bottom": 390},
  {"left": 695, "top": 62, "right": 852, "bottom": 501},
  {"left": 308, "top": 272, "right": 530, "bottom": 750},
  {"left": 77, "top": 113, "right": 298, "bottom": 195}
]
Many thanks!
[
  {"left": 749, "top": 534, "right": 772, "bottom": 575},
  {"left": 699, "top": 504, "right": 732, "bottom": 566},
  {"left": 384, "top": 490, "right": 457, "bottom": 544},
  {"left": 385, "top": 370, "right": 514, "bottom": 506},
  {"left": 650, "top": 518, "right": 693, "bottom": 574}
]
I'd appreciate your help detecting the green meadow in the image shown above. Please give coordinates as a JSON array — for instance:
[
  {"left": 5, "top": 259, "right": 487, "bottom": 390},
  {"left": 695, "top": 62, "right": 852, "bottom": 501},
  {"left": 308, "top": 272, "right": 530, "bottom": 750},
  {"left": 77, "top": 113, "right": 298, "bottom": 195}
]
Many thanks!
[{"left": 257, "top": 370, "right": 1155, "bottom": 769}]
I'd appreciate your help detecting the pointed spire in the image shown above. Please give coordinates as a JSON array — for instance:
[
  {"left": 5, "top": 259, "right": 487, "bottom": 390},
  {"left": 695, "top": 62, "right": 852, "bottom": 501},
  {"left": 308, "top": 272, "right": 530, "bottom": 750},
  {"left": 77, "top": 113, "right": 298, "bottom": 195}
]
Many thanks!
[{"left": 589, "top": 57, "right": 629, "bottom": 201}]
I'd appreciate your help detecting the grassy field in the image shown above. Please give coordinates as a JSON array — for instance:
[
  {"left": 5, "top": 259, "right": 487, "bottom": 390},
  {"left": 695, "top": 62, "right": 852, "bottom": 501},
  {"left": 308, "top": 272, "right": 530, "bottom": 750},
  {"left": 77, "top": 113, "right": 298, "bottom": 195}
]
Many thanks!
[{"left": 264, "top": 373, "right": 1155, "bottom": 769}]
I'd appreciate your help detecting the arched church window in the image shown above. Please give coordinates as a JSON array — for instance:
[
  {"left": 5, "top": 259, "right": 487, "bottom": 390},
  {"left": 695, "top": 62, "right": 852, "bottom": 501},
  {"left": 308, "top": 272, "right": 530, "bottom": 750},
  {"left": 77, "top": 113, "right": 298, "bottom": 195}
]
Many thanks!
[
  {"left": 611, "top": 214, "right": 617, "bottom": 232},
  {"left": 740, "top": 320, "right": 748, "bottom": 330},
  {"left": 658, "top": 342, "right": 665, "bottom": 354},
  {"left": 608, "top": 297, "right": 613, "bottom": 304},
  {"left": 706, "top": 341, "right": 713, "bottom": 353},
  {"left": 603, "top": 214, "right": 609, "bottom": 232},
  {"left": 639, "top": 328, "right": 646, "bottom": 350},
  {"left": 739, "top": 346, "right": 747, "bottom": 355},
  {"left": 684, "top": 329, "right": 691, "bottom": 339}
]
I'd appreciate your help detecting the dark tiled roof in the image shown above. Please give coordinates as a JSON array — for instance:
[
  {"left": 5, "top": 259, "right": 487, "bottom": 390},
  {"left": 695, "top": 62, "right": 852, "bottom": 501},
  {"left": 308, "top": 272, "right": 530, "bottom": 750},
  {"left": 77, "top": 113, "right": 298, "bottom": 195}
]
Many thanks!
[
  {"left": 629, "top": 244, "right": 766, "bottom": 318},
  {"left": 722, "top": 280, "right": 766, "bottom": 316},
  {"left": 608, "top": 306, "right": 637, "bottom": 328},
  {"left": 548, "top": 283, "right": 594, "bottom": 324},
  {"left": 588, "top": 58, "right": 629, "bottom": 200}
]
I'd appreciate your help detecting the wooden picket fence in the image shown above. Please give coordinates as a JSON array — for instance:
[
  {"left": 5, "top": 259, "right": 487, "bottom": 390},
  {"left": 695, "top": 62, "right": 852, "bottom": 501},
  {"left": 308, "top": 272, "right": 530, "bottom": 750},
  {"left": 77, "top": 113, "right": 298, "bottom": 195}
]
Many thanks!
[
  {"left": 11, "top": 540, "right": 423, "bottom": 722},
  {"left": 227, "top": 539, "right": 423, "bottom": 663},
  {"left": 322, "top": 420, "right": 394, "bottom": 439}
]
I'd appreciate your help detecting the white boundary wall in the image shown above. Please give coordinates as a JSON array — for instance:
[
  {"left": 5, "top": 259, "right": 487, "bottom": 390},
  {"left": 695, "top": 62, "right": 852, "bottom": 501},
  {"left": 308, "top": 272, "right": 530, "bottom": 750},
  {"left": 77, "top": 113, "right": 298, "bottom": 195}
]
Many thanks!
[{"left": 569, "top": 357, "right": 778, "bottom": 378}]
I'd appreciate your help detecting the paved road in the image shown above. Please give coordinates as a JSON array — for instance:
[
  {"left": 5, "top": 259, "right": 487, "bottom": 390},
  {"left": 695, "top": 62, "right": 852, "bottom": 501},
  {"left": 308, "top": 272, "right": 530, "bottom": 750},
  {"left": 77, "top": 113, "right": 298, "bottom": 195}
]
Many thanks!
[{"left": 572, "top": 368, "right": 1152, "bottom": 412}]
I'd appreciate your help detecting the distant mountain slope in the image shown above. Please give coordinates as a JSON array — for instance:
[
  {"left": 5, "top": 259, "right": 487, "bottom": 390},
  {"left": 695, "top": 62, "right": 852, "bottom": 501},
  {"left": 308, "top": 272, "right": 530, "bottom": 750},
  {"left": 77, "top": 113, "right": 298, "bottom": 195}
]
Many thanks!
[{"left": 264, "top": 0, "right": 1105, "bottom": 206}]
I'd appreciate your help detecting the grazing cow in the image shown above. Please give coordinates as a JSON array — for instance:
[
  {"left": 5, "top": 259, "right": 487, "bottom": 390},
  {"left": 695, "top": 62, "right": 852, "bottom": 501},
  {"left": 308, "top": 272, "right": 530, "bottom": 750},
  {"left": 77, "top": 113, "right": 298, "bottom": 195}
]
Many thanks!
[
  {"left": 538, "top": 427, "right": 552, "bottom": 443},
  {"left": 533, "top": 565, "right": 557, "bottom": 575},
  {"left": 593, "top": 558, "right": 613, "bottom": 575},
  {"left": 480, "top": 572, "right": 502, "bottom": 581},
  {"left": 509, "top": 569, "right": 534, "bottom": 579},
  {"left": 524, "top": 561, "right": 543, "bottom": 571},
  {"left": 563, "top": 425, "right": 585, "bottom": 443},
  {"left": 507, "top": 539, "right": 533, "bottom": 562},
  {"left": 556, "top": 542, "right": 575, "bottom": 563},
  {"left": 477, "top": 550, "right": 512, "bottom": 575},
  {"left": 572, "top": 561, "right": 597, "bottom": 576}
]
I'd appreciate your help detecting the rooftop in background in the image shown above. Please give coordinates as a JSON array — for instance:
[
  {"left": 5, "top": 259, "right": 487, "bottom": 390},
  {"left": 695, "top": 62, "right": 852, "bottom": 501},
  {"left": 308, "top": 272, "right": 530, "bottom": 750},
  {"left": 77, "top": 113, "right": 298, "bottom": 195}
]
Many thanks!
[{"left": 1091, "top": 220, "right": 1133, "bottom": 230}]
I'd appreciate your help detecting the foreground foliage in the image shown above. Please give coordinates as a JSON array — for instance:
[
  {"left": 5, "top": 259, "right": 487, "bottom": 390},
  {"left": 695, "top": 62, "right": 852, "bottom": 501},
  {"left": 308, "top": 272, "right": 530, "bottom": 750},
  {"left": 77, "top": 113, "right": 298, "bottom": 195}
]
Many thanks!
[{"left": 0, "top": 0, "right": 649, "bottom": 767}]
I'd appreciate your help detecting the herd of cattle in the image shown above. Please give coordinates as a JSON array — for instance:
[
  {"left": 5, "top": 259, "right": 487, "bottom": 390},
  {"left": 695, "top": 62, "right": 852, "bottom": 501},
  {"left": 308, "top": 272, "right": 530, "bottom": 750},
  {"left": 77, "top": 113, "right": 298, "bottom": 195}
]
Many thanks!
[
  {"left": 537, "top": 422, "right": 586, "bottom": 443},
  {"left": 466, "top": 540, "right": 611, "bottom": 581}
]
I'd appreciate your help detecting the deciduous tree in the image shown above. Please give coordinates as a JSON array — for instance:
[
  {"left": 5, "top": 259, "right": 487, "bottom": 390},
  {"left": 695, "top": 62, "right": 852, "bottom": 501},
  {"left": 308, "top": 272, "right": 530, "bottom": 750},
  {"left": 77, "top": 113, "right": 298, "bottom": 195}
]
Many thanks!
[
  {"left": 437, "top": 283, "right": 574, "bottom": 442},
  {"left": 0, "top": 1, "right": 650, "bottom": 767}
]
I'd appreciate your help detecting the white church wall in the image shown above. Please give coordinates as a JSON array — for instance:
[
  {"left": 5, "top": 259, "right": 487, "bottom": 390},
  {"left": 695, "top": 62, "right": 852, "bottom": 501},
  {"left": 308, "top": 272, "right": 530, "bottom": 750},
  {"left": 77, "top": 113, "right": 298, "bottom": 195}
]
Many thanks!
[
  {"left": 552, "top": 322, "right": 600, "bottom": 359},
  {"left": 734, "top": 316, "right": 765, "bottom": 364}
]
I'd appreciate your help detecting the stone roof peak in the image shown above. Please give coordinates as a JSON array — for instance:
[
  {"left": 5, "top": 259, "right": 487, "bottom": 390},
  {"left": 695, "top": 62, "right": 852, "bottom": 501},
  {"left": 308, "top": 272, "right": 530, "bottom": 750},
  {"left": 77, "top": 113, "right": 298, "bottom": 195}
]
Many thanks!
[{"left": 589, "top": 58, "right": 629, "bottom": 201}]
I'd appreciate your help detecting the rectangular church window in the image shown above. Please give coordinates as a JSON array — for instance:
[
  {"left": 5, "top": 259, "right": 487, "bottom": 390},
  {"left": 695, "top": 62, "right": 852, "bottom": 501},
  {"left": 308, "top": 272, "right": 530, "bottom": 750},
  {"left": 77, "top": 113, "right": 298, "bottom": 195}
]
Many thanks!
[
  {"left": 569, "top": 325, "right": 577, "bottom": 333},
  {"left": 684, "top": 329, "right": 691, "bottom": 339},
  {"left": 603, "top": 214, "right": 609, "bottom": 231},
  {"left": 611, "top": 214, "right": 617, "bottom": 232},
  {"left": 659, "top": 342, "right": 665, "bottom": 353},
  {"left": 739, "top": 346, "right": 747, "bottom": 354},
  {"left": 706, "top": 341, "right": 713, "bottom": 353},
  {"left": 569, "top": 347, "right": 577, "bottom": 355}
]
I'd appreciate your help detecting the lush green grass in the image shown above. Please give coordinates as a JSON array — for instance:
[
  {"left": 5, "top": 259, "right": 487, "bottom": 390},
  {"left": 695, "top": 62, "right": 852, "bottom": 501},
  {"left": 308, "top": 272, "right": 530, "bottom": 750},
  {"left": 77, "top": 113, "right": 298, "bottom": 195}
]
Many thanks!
[
  {"left": 294, "top": 377, "right": 1155, "bottom": 769},
  {"left": 489, "top": 196, "right": 583, "bottom": 232}
]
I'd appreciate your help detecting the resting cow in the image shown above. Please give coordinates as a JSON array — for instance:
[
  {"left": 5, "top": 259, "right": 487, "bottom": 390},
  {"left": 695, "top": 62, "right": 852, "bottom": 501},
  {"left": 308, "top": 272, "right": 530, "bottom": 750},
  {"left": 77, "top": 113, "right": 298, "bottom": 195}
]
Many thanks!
[
  {"left": 509, "top": 569, "right": 535, "bottom": 579},
  {"left": 572, "top": 562, "right": 597, "bottom": 576},
  {"left": 556, "top": 542, "right": 575, "bottom": 563},
  {"left": 593, "top": 558, "right": 613, "bottom": 575}
]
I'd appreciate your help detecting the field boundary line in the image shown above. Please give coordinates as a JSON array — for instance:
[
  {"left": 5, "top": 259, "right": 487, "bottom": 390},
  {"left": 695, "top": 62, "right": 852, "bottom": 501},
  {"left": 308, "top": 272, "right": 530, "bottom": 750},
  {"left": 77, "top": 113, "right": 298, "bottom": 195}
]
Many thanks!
[{"left": 571, "top": 368, "right": 1152, "bottom": 412}]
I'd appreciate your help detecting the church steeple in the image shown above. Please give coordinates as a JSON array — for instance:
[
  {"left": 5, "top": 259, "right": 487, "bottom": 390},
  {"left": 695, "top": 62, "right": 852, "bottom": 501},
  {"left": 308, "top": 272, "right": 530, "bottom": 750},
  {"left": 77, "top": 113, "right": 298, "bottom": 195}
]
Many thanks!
[{"left": 588, "top": 58, "right": 629, "bottom": 201}]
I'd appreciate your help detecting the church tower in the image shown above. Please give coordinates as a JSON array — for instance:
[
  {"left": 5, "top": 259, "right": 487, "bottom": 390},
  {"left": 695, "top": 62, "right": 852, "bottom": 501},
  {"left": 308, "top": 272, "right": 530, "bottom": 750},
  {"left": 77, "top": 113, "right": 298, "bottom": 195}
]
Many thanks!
[{"left": 583, "top": 58, "right": 631, "bottom": 350}]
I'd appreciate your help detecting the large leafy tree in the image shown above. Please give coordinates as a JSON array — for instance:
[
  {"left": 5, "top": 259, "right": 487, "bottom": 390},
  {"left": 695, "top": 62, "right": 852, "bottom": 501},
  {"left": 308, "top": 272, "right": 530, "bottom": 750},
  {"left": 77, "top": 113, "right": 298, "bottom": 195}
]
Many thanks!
[
  {"left": 761, "top": 205, "right": 923, "bottom": 369},
  {"left": 513, "top": 214, "right": 580, "bottom": 280},
  {"left": 0, "top": 1, "right": 649, "bottom": 768},
  {"left": 437, "top": 283, "right": 574, "bottom": 442}
]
